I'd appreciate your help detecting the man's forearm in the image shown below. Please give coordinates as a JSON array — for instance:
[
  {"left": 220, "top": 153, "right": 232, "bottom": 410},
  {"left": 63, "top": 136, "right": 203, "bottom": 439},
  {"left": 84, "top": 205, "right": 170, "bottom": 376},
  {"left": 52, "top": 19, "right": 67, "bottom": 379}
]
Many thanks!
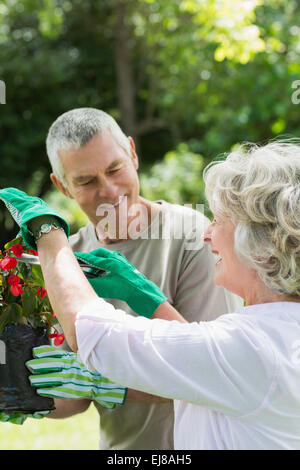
[
  {"left": 47, "top": 398, "right": 91, "bottom": 419},
  {"left": 126, "top": 389, "right": 171, "bottom": 403},
  {"left": 153, "top": 301, "right": 186, "bottom": 323}
]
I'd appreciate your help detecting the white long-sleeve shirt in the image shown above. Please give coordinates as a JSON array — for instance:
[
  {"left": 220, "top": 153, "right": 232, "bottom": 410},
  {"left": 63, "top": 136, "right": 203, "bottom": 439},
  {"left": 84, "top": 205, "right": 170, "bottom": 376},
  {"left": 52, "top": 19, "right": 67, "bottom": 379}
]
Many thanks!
[{"left": 76, "top": 299, "right": 300, "bottom": 450}]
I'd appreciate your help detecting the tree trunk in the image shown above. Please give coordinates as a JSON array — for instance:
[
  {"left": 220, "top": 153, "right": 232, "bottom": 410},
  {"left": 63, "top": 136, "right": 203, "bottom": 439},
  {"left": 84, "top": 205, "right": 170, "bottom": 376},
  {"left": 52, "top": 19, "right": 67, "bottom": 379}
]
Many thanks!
[{"left": 113, "top": 0, "right": 138, "bottom": 148}]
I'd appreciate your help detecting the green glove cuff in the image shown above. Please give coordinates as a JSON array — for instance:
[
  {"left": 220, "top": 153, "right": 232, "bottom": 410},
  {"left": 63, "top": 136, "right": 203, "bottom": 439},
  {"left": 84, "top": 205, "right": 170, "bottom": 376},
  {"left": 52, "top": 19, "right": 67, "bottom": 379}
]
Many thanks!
[
  {"left": 28, "top": 217, "right": 66, "bottom": 243},
  {"left": 22, "top": 212, "right": 68, "bottom": 251},
  {"left": 0, "top": 188, "right": 69, "bottom": 250},
  {"left": 127, "top": 282, "right": 167, "bottom": 318}
]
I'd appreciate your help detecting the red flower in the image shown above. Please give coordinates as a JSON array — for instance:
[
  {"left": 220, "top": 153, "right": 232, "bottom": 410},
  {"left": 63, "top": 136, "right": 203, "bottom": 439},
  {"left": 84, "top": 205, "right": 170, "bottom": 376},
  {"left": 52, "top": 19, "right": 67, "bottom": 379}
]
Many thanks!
[
  {"left": 49, "top": 328, "right": 65, "bottom": 346},
  {"left": 8, "top": 274, "right": 22, "bottom": 285},
  {"left": 37, "top": 287, "right": 47, "bottom": 299},
  {"left": 28, "top": 249, "right": 38, "bottom": 256},
  {"left": 54, "top": 334, "right": 65, "bottom": 346},
  {"left": 10, "top": 244, "right": 23, "bottom": 257},
  {"left": 8, "top": 274, "right": 23, "bottom": 296},
  {"left": 10, "top": 283, "right": 24, "bottom": 297},
  {"left": 0, "top": 256, "right": 17, "bottom": 271}
]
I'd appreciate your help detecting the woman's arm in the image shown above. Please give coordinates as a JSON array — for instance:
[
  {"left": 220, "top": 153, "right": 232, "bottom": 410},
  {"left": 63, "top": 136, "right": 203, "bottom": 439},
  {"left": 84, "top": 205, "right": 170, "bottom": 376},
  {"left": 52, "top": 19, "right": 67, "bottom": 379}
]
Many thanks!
[
  {"left": 37, "top": 229, "right": 97, "bottom": 351},
  {"left": 36, "top": 229, "right": 186, "bottom": 351}
]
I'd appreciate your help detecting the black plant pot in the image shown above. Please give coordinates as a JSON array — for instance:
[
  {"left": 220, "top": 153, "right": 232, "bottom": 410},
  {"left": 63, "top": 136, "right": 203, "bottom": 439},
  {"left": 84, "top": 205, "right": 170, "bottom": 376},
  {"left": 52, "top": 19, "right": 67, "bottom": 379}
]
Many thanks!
[{"left": 0, "top": 324, "right": 55, "bottom": 414}]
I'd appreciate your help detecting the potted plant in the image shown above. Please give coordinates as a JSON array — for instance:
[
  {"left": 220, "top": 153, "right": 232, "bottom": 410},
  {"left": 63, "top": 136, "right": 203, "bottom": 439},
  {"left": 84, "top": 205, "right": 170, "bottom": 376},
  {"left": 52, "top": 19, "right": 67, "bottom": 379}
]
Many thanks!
[{"left": 0, "top": 236, "right": 61, "bottom": 414}]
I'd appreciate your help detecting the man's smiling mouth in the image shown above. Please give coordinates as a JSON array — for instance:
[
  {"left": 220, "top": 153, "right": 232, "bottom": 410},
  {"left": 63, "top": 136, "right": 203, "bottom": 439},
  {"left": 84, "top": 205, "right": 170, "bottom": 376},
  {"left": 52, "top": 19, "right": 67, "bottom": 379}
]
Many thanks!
[
  {"left": 99, "top": 195, "right": 127, "bottom": 209},
  {"left": 113, "top": 195, "right": 126, "bottom": 208}
]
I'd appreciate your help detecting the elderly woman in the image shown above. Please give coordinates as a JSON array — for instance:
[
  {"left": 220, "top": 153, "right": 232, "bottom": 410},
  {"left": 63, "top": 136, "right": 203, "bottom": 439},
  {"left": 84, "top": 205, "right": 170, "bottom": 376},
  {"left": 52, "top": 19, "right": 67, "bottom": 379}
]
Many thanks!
[{"left": 0, "top": 140, "right": 299, "bottom": 449}]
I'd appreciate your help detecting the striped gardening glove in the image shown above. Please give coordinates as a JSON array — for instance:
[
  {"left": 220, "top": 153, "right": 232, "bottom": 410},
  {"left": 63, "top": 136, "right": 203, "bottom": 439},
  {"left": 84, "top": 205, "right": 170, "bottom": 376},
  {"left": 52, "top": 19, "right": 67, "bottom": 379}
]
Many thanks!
[
  {"left": 26, "top": 346, "right": 127, "bottom": 409},
  {"left": 0, "top": 411, "right": 50, "bottom": 425}
]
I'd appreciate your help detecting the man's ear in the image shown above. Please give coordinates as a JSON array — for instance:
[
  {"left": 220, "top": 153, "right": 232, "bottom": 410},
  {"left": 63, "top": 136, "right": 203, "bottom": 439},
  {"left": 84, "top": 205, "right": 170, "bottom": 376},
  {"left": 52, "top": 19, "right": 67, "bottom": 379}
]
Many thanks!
[
  {"left": 50, "top": 173, "right": 74, "bottom": 199},
  {"left": 128, "top": 136, "right": 139, "bottom": 171}
]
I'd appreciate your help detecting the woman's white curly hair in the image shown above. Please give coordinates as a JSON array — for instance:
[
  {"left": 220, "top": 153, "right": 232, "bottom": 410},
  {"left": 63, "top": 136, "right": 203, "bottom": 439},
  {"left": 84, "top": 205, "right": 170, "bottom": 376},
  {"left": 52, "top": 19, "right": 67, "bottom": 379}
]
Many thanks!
[{"left": 203, "top": 140, "right": 300, "bottom": 298}]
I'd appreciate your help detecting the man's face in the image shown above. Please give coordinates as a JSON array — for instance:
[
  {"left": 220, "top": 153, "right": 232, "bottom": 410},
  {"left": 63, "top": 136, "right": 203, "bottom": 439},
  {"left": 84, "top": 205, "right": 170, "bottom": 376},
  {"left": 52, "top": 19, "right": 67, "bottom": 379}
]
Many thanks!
[{"left": 52, "top": 130, "right": 140, "bottom": 235}]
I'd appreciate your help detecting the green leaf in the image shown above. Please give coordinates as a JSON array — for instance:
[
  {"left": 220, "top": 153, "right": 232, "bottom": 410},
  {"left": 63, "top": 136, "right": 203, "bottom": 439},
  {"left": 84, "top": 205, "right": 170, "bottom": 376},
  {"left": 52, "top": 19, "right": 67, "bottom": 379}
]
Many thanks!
[
  {"left": 22, "top": 289, "right": 37, "bottom": 317},
  {"left": 271, "top": 118, "right": 286, "bottom": 135},
  {"left": 0, "top": 303, "right": 23, "bottom": 333},
  {"left": 17, "top": 260, "right": 32, "bottom": 281},
  {"left": 41, "top": 311, "right": 58, "bottom": 327},
  {"left": 4, "top": 236, "right": 23, "bottom": 250},
  {"left": 26, "top": 313, "right": 44, "bottom": 329},
  {"left": 31, "top": 265, "right": 45, "bottom": 286}
]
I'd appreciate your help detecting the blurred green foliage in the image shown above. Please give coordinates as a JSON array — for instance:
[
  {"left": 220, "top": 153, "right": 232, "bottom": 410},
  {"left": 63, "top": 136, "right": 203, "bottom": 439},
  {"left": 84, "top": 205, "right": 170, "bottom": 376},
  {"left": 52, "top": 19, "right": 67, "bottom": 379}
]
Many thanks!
[
  {"left": 44, "top": 190, "right": 89, "bottom": 236},
  {"left": 0, "top": 0, "right": 299, "bottom": 241},
  {"left": 140, "top": 143, "right": 206, "bottom": 208}
]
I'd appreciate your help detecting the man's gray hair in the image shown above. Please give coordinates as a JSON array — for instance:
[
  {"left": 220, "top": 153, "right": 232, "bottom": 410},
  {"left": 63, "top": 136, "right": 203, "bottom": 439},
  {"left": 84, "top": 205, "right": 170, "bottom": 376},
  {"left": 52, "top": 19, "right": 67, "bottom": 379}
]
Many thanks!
[
  {"left": 46, "top": 108, "right": 131, "bottom": 186},
  {"left": 203, "top": 140, "right": 300, "bottom": 298}
]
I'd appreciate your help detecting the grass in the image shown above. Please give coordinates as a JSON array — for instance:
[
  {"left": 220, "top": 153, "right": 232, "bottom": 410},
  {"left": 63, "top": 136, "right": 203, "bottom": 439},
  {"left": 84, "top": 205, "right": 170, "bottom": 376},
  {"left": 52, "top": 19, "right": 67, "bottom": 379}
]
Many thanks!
[{"left": 0, "top": 404, "right": 100, "bottom": 450}]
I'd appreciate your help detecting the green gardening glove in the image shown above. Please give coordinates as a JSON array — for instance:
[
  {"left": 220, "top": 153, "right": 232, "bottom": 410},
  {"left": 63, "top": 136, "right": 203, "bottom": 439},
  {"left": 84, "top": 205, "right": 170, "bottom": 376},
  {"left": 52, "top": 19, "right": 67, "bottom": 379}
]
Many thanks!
[
  {"left": 0, "top": 411, "right": 50, "bottom": 425},
  {"left": 75, "top": 248, "right": 167, "bottom": 318},
  {"left": 26, "top": 346, "right": 127, "bottom": 409},
  {"left": 0, "top": 187, "right": 69, "bottom": 250}
]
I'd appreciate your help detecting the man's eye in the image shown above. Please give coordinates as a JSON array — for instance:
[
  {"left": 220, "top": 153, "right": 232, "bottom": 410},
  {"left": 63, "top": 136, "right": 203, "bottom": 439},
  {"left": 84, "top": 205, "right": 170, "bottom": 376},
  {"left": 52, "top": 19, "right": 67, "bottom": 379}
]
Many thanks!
[
  {"left": 108, "top": 167, "right": 121, "bottom": 174},
  {"left": 81, "top": 180, "right": 93, "bottom": 186}
]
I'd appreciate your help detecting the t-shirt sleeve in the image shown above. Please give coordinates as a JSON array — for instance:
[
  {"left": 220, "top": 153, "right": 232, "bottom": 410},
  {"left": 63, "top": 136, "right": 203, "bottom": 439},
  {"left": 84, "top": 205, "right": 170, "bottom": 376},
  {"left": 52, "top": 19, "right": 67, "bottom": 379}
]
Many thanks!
[{"left": 76, "top": 299, "right": 276, "bottom": 418}]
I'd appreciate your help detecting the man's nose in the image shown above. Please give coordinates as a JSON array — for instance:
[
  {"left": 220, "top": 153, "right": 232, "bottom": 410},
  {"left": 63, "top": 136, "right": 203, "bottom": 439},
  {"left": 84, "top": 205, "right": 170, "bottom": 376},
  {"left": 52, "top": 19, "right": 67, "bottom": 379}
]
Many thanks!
[{"left": 97, "top": 178, "right": 119, "bottom": 201}]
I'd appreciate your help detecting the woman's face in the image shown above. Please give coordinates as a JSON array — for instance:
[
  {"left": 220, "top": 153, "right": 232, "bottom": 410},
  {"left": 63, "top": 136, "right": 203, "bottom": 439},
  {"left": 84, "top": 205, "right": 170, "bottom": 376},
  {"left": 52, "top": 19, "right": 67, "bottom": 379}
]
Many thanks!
[{"left": 204, "top": 215, "right": 256, "bottom": 300}]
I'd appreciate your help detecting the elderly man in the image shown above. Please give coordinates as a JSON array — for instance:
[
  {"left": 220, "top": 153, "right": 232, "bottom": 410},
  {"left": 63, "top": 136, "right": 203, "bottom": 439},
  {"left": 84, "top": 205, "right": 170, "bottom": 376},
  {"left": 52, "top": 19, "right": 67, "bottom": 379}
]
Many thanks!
[{"left": 43, "top": 108, "right": 242, "bottom": 450}]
